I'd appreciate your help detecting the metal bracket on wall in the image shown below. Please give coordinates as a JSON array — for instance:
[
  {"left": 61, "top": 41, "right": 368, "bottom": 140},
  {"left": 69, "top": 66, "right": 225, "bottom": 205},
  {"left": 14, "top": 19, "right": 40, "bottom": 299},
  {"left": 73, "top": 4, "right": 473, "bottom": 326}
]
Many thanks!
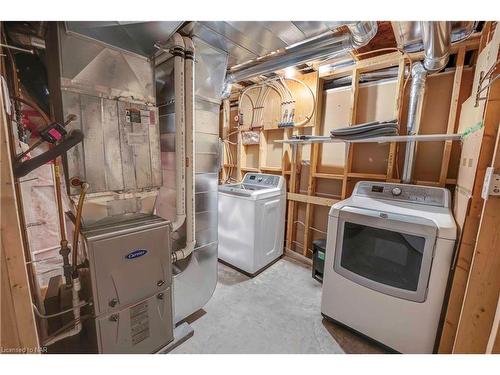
[{"left": 481, "top": 167, "right": 500, "bottom": 199}]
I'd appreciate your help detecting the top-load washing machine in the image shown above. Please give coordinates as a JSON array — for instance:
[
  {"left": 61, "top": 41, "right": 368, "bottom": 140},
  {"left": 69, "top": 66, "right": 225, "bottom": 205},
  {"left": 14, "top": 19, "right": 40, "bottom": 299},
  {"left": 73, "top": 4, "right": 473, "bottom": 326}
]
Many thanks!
[
  {"left": 218, "top": 173, "right": 286, "bottom": 276},
  {"left": 321, "top": 181, "right": 457, "bottom": 353}
]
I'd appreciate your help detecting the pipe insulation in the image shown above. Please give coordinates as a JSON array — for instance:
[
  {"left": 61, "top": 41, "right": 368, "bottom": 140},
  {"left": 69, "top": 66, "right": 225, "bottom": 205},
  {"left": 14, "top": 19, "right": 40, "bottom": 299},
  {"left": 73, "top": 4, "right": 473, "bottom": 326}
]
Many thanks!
[
  {"left": 402, "top": 62, "right": 427, "bottom": 183},
  {"left": 172, "top": 36, "right": 196, "bottom": 263},
  {"left": 170, "top": 33, "right": 186, "bottom": 232}
]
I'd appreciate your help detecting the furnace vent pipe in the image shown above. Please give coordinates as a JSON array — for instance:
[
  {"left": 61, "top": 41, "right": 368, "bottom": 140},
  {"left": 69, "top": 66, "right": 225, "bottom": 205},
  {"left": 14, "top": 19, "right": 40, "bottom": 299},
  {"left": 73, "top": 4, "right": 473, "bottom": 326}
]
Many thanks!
[
  {"left": 172, "top": 36, "right": 196, "bottom": 263},
  {"left": 225, "top": 21, "right": 378, "bottom": 84},
  {"left": 171, "top": 33, "right": 186, "bottom": 232},
  {"left": 420, "top": 21, "right": 452, "bottom": 73},
  {"left": 402, "top": 62, "right": 427, "bottom": 183}
]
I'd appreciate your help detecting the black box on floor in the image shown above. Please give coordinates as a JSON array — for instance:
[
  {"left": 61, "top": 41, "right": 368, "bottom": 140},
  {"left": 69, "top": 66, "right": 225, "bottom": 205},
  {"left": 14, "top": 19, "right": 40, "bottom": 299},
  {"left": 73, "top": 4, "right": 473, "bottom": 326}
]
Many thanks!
[
  {"left": 44, "top": 275, "right": 63, "bottom": 334},
  {"left": 312, "top": 239, "right": 326, "bottom": 282}
]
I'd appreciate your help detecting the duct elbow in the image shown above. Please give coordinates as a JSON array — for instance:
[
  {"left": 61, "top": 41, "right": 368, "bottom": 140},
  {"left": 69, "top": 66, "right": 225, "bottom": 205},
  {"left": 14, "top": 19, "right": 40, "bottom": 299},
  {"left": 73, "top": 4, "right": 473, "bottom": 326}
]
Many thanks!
[
  {"left": 347, "top": 21, "right": 378, "bottom": 49},
  {"left": 421, "top": 21, "right": 451, "bottom": 73}
]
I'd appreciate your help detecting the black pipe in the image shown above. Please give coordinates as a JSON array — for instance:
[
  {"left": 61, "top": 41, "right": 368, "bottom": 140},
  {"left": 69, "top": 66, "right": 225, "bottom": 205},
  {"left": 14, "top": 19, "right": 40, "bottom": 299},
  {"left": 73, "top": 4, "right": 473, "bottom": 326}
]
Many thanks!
[{"left": 14, "top": 129, "right": 84, "bottom": 178}]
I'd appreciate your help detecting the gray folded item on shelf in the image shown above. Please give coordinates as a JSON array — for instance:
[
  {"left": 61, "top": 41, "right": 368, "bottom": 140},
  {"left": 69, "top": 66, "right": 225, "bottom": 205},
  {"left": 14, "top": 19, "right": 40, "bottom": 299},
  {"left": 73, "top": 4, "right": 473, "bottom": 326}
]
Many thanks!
[{"left": 330, "top": 120, "right": 399, "bottom": 139}]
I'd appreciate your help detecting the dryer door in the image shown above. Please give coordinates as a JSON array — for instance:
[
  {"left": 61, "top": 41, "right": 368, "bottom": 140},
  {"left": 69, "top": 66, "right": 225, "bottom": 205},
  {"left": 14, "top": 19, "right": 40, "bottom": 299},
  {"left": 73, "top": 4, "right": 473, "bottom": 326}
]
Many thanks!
[{"left": 334, "top": 206, "right": 437, "bottom": 302}]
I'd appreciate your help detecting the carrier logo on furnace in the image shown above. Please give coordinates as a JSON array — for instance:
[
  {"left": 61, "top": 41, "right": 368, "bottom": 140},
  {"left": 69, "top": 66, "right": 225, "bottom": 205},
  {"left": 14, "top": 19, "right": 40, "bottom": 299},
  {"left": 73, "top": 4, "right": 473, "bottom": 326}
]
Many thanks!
[{"left": 125, "top": 249, "right": 148, "bottom": 260}]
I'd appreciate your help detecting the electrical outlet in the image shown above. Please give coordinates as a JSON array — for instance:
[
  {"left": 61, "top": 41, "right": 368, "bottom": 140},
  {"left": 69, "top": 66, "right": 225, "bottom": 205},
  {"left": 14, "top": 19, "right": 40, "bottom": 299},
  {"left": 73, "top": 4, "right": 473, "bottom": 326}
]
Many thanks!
[{"left": 482, "top": 167, "right": 500, "bottom": 199}]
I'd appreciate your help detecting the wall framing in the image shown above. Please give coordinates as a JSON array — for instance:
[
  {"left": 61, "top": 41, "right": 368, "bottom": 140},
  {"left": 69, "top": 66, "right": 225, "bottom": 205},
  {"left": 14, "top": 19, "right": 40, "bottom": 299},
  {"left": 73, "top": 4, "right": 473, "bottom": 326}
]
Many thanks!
[{"left": 222, "top": 36, "right": 480, "bottom": 259}]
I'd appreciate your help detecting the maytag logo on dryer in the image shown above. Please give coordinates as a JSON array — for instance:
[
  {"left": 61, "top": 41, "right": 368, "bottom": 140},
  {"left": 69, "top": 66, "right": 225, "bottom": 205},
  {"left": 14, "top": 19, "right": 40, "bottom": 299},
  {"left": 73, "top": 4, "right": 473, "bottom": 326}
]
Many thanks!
[{"left": 125, "top": 249, "right": 148, "bottom": 260}]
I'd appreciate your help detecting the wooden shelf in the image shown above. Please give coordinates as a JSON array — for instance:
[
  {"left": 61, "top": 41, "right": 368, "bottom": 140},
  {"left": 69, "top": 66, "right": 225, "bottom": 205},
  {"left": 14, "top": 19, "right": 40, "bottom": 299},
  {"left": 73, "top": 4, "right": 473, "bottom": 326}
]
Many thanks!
[
  {"left": 240, "top": 167, "right": 260, "bottom": 172},
  {"left": 313, "top": 172, "right": 344, "bottom": 180},
  {"left": 260, "top": 166, "right": 282, "bottom": 172},
  {"left": 347, "top": 172, "right": 387, "bottom": 180}
]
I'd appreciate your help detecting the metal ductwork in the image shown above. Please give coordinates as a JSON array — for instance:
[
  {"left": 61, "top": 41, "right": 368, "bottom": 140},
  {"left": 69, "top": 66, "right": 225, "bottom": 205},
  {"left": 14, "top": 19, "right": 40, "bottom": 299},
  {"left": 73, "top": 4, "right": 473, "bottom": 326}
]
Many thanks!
[
  {"left": 402, "top": 62, "right": 428, "bottom": 183},
  {"left": 420, "top": 21, "right": 452, "bottom": 73},
  {"left": 225, "top": 21, "right": 378, "bottom": 84}
]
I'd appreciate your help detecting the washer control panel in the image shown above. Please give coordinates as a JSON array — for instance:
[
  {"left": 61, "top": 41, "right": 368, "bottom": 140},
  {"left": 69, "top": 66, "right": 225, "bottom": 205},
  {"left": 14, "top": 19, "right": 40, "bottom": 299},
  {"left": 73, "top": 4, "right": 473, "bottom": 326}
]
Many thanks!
[
  {"left": 243, "top": 173, "right": 281, "bottom": 187},
  {"left": 354, "top": 181, "right": 449, "bottom": 208}
]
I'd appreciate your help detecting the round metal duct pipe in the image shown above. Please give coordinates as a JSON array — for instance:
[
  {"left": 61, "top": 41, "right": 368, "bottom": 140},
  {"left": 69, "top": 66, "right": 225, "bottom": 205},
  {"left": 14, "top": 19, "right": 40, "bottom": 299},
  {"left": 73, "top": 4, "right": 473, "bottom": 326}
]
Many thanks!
[
  {"left": 225, "top": 21, "right": 378, "bottom": 84},
  {"left": 420, "top": 21, "right": 452, "bottom": 72}
]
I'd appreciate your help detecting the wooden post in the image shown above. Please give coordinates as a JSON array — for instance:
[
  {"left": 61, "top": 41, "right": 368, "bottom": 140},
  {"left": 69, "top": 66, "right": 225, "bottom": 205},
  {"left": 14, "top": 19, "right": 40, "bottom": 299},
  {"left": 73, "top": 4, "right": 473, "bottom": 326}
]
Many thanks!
[
  {"left": 387, "top": 58, "right": 405, "bottom": 181},
  {"left": 452, "top": 119, "right": 500, "bottom": 353},
  {"left": 285, "top": 139, "right": 301, "bottom": 252},
  {"left": 236, "top": 130, "right": 243, "bottom": 181},
  {"left": 486, "top": 296, "right": 500, "bottom": 353},
  {"left": 439, "top": 49, "right": 500, "bottom": 353},
  {"left": 1, "top": 83, "right": 39, "bottom": 351},
  {"left": 341, "top": 69, "right": 360, "bottom": 199},
  {"left": 302, "top": 79, "right": 324, "bottom": 257},
  {"left": 439, "top": 47, "right": 466, "bottom": 186}
]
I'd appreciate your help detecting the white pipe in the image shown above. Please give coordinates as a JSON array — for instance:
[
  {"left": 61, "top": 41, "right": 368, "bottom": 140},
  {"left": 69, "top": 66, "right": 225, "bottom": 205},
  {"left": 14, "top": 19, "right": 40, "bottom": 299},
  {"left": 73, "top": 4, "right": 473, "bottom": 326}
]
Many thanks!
[
  {"left": 171, "top": 33, "right": 186, "bottom": 232},
  {"left": 42, "top": 276, "right": 82, "bottom": 346},
  {"left": 172, "top": 36, "right": 196, "bottom": 263}
]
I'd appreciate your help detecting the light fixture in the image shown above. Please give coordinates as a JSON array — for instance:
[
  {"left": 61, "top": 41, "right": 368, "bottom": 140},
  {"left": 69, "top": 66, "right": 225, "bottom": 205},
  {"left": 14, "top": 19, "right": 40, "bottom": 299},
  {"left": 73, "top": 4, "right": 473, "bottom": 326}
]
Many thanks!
[{"left": 284, "top": 66, "right": 297, "bottom": 78}]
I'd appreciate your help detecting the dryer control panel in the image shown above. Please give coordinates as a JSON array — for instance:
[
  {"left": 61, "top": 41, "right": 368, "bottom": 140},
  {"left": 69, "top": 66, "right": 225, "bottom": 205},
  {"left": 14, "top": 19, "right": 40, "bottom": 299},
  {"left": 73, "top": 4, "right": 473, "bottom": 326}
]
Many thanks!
[
  {"left": 353, "top": 181, "right": 450, "bottom": 208},
  {"left": 243, "top": 173, "right": 281, "bottom": 187}
]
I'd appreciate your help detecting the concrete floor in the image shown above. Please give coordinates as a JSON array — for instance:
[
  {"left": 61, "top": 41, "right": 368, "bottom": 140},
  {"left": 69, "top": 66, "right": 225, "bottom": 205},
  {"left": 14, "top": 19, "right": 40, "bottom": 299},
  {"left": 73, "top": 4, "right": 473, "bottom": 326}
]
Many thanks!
[{"left": 172, "top": 256, "right": 386, "bottom": 354}]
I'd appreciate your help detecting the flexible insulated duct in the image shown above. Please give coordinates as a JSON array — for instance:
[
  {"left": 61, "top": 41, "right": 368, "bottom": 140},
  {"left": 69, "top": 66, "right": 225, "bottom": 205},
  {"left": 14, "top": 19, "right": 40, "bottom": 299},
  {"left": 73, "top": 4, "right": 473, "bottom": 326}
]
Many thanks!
[
  {"left": 402, "top": 62, "right": 427, "bottom": 183},
  {"left": 225, "top": 21, "right": 378, "bottom": 84}
]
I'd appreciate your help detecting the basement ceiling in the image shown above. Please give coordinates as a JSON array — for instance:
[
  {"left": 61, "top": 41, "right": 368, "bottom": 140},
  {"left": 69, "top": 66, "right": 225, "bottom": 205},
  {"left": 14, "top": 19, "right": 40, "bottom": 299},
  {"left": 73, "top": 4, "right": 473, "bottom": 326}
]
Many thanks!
[
  {"left": 64, "top": 21, "right": 479, "bottom": 72},
  {"left": 65, "top": 21, "right": 184, "bottom": 56},
  {"left": 182, "top": 21, "right": 353, "bottom": 68}
]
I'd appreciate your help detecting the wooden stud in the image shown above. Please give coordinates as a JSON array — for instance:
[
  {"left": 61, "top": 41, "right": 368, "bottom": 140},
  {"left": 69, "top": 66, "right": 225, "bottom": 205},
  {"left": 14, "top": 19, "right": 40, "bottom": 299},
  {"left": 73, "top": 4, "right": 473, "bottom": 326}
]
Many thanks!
[
  {"left": 486, "top": 296, "right": 500, "bottom": 353},
  {"left": 0, "top": 84, "right": 39, "bottom": 350},
  {"left": 302, "top": 79, "right": 324, "bottom": 257},
  {"left": 453, "top": 124, "right": 500, "bottom": 353},
  {"left": 439, "top": 47, "right": 466, "bottom": 186},
  {"left": 439, "top": 61, "right": 500, "bottom": 353},
  {"left": 285, "top": 138, "right": 301, "bottom": 252},
  {"left": 341, "top": 69, "right": 360, "bottom": 199},
  {"left": 236, "top": 130, "right": 243, "bottom": 180},
  {"left": 258, "top": 129, "right": 268, "bottom": 170},
  {"left": 387, "top": 58, "right": 406, "bottom": 179}
]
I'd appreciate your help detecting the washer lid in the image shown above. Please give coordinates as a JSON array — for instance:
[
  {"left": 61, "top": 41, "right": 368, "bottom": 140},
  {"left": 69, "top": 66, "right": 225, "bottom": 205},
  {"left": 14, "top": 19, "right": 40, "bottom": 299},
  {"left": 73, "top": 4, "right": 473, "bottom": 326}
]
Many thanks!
[
  {"left": 218, "top": 183, "right": 282, "bottom": 200},
  {"left": 329, "top": 195, "right": 457, "bottom": 241}
]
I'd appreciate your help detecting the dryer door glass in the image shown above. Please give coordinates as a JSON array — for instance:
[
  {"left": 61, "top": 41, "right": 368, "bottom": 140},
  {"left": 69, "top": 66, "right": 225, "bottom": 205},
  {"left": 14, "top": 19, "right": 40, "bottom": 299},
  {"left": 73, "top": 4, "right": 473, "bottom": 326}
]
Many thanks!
[
  {"left": 334, "top": 207, "right": 437, "bottom": 302},
  {"left": 340, "top": 222, "right": 425, "bottom": 292}
]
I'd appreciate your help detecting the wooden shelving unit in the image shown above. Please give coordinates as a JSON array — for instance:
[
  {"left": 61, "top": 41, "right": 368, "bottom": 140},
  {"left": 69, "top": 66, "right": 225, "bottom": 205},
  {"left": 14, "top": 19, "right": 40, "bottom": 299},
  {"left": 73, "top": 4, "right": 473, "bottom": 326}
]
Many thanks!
[{"left": 221, "top": 37, "right": 479, "bottom": 259}]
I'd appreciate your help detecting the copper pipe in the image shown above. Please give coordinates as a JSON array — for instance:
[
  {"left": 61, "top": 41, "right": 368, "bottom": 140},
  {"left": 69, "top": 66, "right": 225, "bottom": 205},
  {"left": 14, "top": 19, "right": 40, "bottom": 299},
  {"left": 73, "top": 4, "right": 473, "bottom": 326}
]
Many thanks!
[
  {"left": 71, "top": 182, "right": 89, "bottom": 273},
  {"left": 53, "top": 164, "right": 66, "bottom": 243},
  {"left": 10, "top": 95, "right": 50, "bottom": 124},
  {"left": 53, "top": 161, "right": 72, "bottom": 285}
]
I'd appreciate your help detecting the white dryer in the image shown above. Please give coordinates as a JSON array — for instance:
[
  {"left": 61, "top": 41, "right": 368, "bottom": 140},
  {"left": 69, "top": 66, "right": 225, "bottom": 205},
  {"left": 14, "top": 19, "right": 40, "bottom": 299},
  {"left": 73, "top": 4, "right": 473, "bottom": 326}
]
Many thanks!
[
  {"left": 321, "top": 181, "right": 457, "bottom": 353},
  {"left": 218, "top": 173, "right": 286, "bottom": 276}
]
